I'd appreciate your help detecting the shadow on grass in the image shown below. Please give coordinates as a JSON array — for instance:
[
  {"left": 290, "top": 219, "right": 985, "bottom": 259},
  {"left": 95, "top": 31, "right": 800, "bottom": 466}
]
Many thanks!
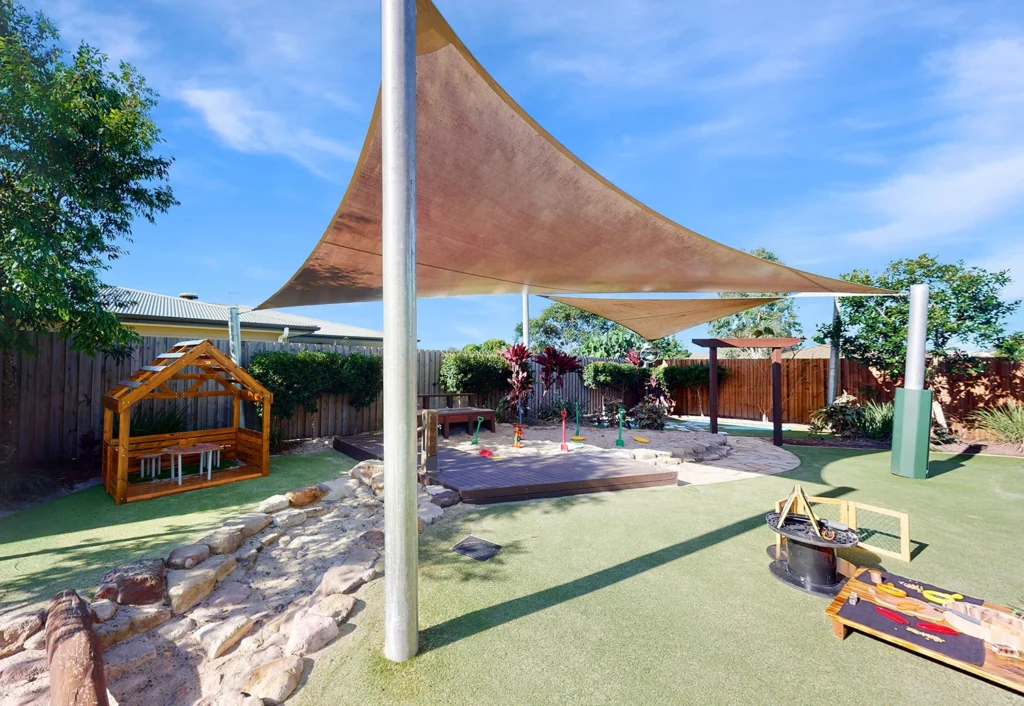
[
  {"left": 926, "top": 451, "right": 976, "bottom": 479},
  {"left": 419, "top": 485, "right": 856, "bottom": 652}
]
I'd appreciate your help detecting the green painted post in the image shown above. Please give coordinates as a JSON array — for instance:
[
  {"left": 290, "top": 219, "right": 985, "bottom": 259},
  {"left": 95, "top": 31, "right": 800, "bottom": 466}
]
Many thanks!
[
  {"left": 574, "top": 402, "right": 581, "bottom": 437},
  {"left": 891, "top": 388, "right": 931, "bottom": 479},
  {"left": 615, "top": 408, "right": 625, "bottom": 447}
]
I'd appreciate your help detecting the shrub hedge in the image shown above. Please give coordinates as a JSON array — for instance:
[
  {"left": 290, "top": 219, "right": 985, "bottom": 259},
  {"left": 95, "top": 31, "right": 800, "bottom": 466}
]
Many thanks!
[
  {"left": 247, "top": 350, "right": 383, "bottom": 419},
  {"left": 438, "top": 351, "right": 510, "bottom": 396},
  {"left": 581, "top": 361, "right": 647, "bottom": 393},
  {"left": 651, "top": 364, "right": 726, "bottom": 393}
]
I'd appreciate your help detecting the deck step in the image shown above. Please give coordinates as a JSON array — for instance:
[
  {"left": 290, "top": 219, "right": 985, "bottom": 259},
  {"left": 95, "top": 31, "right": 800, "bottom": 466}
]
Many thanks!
[
  {"left": 140, "top": 365, "right": 167, "bottom": 372},
  {"left": 172, "top": 339, "right": 206, "bottom": 347},
  {"left": 118, "top": 379, "right": 142, "bottom": 388},
  {"left": 157, "top": 353, "right": 185, "bottom": 359}
]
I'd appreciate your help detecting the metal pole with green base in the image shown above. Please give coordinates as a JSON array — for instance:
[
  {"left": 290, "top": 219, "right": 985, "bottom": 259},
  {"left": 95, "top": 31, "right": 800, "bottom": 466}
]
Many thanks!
[{"left": 891, "top": 284, "right": 931, "bottom": 479}]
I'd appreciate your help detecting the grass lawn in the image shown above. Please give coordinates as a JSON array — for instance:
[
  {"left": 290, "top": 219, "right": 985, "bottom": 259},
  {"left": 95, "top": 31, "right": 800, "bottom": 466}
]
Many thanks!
[
  {"left": 297, "top": 447, "right": 1024, "bottom": 706},
  {"left": 0, "top": 451, "right": 354, "bottom": 611}
]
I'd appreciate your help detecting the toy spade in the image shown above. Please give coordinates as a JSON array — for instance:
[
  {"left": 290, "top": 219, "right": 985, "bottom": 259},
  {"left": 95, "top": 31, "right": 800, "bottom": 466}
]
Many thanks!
[
  {"left": 571, "top": 401, "right": 584, "bottom": 442},
  {"left": 560, "top": 410, "right": 569, "bottom": 451},
  {"left": 615, "top": 408, "right": 626, "bottom": 448},
  {"left": 471, "top": 416, "right": 485, "bottom": 445}
]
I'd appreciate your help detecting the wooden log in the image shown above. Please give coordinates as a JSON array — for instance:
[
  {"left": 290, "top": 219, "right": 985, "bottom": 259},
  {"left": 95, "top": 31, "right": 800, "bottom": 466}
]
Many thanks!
[{"left": 46, "top": 589, "right": 108, "bottom": 706}]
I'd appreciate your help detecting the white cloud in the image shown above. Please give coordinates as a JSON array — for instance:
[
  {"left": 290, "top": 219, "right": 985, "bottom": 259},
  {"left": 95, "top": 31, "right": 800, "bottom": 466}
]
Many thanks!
[
  {"left": 179, "top": 87, "right": 358, "bottom": 176},
  {"left": 841, "top": 35, "right": 1024, "bottom": 246},
  {"left": 46, "top": 0, "right": 150, "bottom": 64}
]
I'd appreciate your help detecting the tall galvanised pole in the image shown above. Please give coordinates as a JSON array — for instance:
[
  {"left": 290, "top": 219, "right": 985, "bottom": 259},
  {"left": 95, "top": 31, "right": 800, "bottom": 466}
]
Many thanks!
[
  {"left": 228, "top": 306, "right": 245, "bottom": 427},
  {"left": 826, "top": 298, "right": 841, "bottom": 405},
  {"left": 381, "top": 0, "right": 418, "bottom": 661},
  {"left": 522, "top": 290, "right": 530, "bottom": 349},
  {"left": 891, "top": 284, "right": 931, "bottom": 479}
]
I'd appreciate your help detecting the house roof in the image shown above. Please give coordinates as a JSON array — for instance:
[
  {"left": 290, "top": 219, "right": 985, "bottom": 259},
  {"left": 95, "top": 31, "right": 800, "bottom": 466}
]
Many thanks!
[{"left": 104, "top": 287, "right": 383, "bottom": 342}]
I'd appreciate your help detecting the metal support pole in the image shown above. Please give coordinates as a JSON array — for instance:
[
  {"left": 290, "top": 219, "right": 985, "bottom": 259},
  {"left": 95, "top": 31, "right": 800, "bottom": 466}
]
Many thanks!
[
  {"left": 228, "top": 306, "right": 245, "bottom": 428},
  {"left": 381, "top": 0, "right": 418, "bottom": 663},
  {"left": 708, "top": 346, "right": 719, "bottom": 434},
  {"left": 522, "top": 290, "right": 530, "bottom": 349},
  {"left": 826, "top": 298, "right": 840, "bottom": 405},
  {"left": 905, "top": 284, "right": 928, "bottom": 390}
]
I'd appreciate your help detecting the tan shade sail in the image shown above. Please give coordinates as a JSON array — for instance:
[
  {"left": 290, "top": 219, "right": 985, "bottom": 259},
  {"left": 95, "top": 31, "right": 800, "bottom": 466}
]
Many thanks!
[
  {"left": 548, "top": 296, "right": 784, "bottom": 341},
  {"left": 259, "top": 0, "right": 886, "bottom": 310}
]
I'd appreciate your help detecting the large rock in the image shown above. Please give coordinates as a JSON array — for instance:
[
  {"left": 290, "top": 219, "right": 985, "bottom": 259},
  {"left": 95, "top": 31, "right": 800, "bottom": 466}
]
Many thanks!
[
  {"left": 89, "top": 600, "right": 118, "bottom": 624},
  {"left": 205, "top": 554, "right": 237, "bottom": 582},
  {"left": 0, "top": 611, "right": 44, "bottom": 659},
  {"left": 0, "top": 649, "right": 47, "bottom": 687},
  {"left": 272, "top": 509, "right": 307, "bottom": 529},
  {"left": 285, "top": 611, "right": 338, "bottom": 656},
  {"left": 167, "top": 568, "right": 217, "bottom": 615},
  {"left": 369, "top": 472, "right": 385, "bottom": 492},
  {"left": 314, "top": 547, "right": 379, "bottom": 599},
  {"left": 356, "top": 529, "right": 385, "bottom": 549},
  {"left": 242, "top": 655, "right": 305, "bottom": 705},
  {"left": 285, "top": 485, "right": 326, "bottom": 508},
  {"left": 258, "top": 495, "right": 290, "bottom": 514},
  {"left": 95, "top": 559, "right": 165, "bottom": 605},
  {"left": 200, "top": 526, "right": 245, "bottom": 555},
  {"left": 209, "top": 581, "right": 251, "bottom": 608},
  {"left": 127, "top": 606, "right": 170, "bottom": 635},
  {"left": 630, "top": 448, "right": 658, "bottom": 461},
  {"left": 167, "top": 544, "right": 210, "bottom": 570},
  {"left": 309, "top": 594, "right": 357, "bottom": 625},
  {"left": 260, "top": 531, "right": 284, "bottom": 548},
  {"left": 46, "top": 589, "right": 107, "bottom": 705},
  {"left": 304, "top": 505, "right": 328, "bottom": 519},
  {"left": 224, "top": 512, "right": 273, "bottom": 539},
  {"left": 195, "top": 616, "right": 253, "bottom": 659},
  {"left": 428, "top": 488, "right": 461, "bottom": 508},
  {"left": 319, "top": 477, "right": 360, "bottom": 501},
  {"left": 418, "top": 502, "right": 443, "bottom": 525},
  {"left": 156, "top": 617, "right": 195, "bottom": 643},
  {"left": 103, "top": 636, "right": 156, "bottom": 680}
]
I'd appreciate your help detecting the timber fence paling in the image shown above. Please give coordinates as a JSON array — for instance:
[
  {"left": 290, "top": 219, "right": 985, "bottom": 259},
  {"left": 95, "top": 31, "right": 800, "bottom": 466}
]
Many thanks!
[{"left": 5, "top": 333, "right": 1024, "bottom": 466}]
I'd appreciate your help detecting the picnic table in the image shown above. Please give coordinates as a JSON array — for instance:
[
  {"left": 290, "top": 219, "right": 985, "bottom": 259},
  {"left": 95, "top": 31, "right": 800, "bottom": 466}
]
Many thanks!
[{"left": 162, "top": 442, "right": 221, "bottom": 485}]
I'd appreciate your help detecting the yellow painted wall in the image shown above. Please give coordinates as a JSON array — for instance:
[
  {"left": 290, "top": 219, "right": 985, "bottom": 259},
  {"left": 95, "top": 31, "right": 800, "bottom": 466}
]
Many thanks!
[{"left": 124, "top": 322, "right": 284, "bottom": 342}]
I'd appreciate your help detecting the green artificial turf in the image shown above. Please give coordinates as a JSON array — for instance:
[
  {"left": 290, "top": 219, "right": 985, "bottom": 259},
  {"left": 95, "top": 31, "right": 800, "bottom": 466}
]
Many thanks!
[
  {"left": 296, "top": 447, "right": 1024, "bottom": 706},
  {"left": 0, "top": 451, "right": 354, "bottom": 610}
]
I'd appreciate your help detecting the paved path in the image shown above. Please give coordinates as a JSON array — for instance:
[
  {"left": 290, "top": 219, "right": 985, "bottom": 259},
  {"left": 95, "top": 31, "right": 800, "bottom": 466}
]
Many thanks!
[{"left": 675, "top": 436, "right": 800, "bottom": 486}]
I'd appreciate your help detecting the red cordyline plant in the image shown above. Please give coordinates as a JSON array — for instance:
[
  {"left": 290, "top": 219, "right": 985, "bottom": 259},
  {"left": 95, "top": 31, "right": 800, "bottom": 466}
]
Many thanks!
[
  {"left": 533, "top": 346, "right": 582, "bottom": 398},
  {"left": 625, "top": 348, "right": 642, "bottom": 367},
  {"left": 499, "top": 344, "right": 534, "bottom": 417}
]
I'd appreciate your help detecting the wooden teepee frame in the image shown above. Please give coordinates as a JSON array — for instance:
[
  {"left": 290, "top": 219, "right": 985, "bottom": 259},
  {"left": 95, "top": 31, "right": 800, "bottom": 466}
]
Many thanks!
[{"left": 101, "top": 340, "right": 273, "bottom": 504}]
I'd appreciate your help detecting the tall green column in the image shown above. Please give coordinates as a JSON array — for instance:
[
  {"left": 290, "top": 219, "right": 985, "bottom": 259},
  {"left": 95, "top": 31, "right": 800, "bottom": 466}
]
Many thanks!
[{"left": 891, "top": 388, "right": 931, "bottom": 479}]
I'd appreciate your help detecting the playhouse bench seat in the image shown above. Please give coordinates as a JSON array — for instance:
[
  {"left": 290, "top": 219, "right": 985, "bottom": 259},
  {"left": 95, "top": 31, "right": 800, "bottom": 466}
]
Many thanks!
[{"left": 435, "top": 407, "right": 495, "bottom": 439}]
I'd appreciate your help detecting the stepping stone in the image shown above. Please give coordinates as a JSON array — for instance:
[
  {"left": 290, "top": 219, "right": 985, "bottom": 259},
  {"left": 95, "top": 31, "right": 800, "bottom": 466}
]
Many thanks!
[
  {"left": 272, "top": 509, "right": 307, "bottom": 529},
  {"left": 167, "top": 568, "right": 217, "bottom": 615},
  {"left": 167, "top": 544, "right": 210, "bottom": 570},
  {"left": 259, "top": 495, "right": 290, "bottom": 514},
  {"left": 243, "top": 655, "right": 305, "bottom": 704},
  {"left": 286, "top": 611, "right": 338, "bottom": 656},
  {"left": 95, "top": 560, "right": 165, "bottom": 606},
  {"left": 196, "top": 616, "right": 253, "bottom": 659},
  {"left": 223, "top": 513, "right": 273, "bottom": 539}
]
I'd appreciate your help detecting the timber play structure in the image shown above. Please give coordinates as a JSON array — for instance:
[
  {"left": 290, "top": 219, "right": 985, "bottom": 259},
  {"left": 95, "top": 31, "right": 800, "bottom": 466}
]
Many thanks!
[{"left": 101, "top": 340, "right": 273, "bottom": 504}]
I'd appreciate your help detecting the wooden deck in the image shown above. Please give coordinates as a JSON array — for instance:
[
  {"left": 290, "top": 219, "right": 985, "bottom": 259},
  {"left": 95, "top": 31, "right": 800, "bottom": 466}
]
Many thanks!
[
  {"left": 124, "top": 465, "right": 263, "bottom": 503},
  {"left": 334, "top": 435, "right": 678, "bottom": 503}
]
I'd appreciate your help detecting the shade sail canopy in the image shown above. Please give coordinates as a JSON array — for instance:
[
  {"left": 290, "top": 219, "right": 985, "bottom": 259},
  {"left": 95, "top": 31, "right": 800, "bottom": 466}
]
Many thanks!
[
  {"left": 548, "top": 296, "right": 783, "bottom": 341},
  {"left": 259, "top": 0, "right": 886, "bottom": 310}
]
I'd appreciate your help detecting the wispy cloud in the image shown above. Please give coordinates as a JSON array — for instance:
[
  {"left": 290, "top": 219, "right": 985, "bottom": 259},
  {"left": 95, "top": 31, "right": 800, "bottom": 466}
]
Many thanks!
[
  {"left": 842, "top": 35, "right": 1024, "bottom": 246},
  {"left": 180, "top": 87, "right": 358, "bottom": 176}
]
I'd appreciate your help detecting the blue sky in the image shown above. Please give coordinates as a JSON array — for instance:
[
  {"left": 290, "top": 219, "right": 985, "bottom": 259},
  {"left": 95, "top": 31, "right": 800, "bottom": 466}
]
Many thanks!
[{"left": 40, "top": 0, "right": 1024, "bottom": 350}]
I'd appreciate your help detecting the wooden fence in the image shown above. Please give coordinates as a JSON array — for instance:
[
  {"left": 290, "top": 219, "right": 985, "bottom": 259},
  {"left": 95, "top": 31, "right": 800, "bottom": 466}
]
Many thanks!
[
  {"left": 663, "top": 357, "right": 1024, "bottom": 434},
  {"left": 0, "top": 335, "right": 611, "bottom": 466}
]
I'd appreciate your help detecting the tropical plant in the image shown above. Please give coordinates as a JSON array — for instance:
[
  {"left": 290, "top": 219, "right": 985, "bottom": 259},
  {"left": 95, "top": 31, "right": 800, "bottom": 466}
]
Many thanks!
[
  {"left": 629, "top": 400, "right": 666, "bottom": 430},
  {"left": 439, "top": 352, "right": 509, "bottom": 396},
  {"left": 532, "top": 346, "right": 582, "bottom": 400},
  {"left": 624, "top": 348, "right": 642, "bottom": 366},
  {"left": 499, "top": 344, "right": 533, "bottom": 419},
  {"left": 971, "top": 402, "right": 1024, "bottom": 449},
  {"left": 808, "top": 392, "right": 864, "bottom": 438},
  {"left": 860, "top": 401, "right": 895, "bottom": 441},
  {"left": 534, "top": 398, "right": 578, "bottom": 422}
]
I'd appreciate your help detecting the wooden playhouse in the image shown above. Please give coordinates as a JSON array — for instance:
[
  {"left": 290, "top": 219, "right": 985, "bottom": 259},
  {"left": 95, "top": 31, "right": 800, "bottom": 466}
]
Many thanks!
[{"left": 101, "top": 340, "right": 273, "bottom": 504}]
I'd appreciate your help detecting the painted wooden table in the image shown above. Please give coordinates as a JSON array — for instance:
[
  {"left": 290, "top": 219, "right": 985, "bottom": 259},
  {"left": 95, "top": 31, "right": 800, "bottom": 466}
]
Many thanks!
[
  {"left": 162, "top": 442, "right": 221, "bottom": 485},
  {"left": 826, "top": 566, "right": 1024, "bottom": 693}
]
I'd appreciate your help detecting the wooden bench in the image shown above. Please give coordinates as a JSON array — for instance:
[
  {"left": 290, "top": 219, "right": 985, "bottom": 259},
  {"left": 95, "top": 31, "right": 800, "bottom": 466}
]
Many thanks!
[{"left": 418, "top": 393, "right": 496, "bottom": 439}]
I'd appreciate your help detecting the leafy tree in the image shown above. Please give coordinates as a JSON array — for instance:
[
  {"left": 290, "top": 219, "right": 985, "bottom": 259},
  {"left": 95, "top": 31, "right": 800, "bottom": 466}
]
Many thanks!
[
  {"left": 815, "top": 254, "right": 1020, "bottom": 380},
  {"left": 439, "top": 351, "right": 509, "bottom": 396},
  {"left": 515, "top": 302, "right": 690, "bottom": 358},
  {"left": 461, "top": 338, "right": 509, "bottom": 354},
  {"left": 708, "top": 247, "right": 803, "bottom": 357},
  {"left": 995, "top": 332, "right": 1024, "bottom": 362},
  {"left": 0, "top": 1, "right": 176, "bottom": 470}
]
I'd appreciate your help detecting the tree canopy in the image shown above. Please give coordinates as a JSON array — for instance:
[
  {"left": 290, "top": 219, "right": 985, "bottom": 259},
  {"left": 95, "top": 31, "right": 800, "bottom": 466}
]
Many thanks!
[
  {"left": 461, "top": 338, "right": 509, "bottom": 353},
  {"left": 0, "top": 0, "right": 176, "bottom": 355},
  {"left": 815, "top": 254, "right": 1020, "bottom": 379},
  {"left": 708, "top": 247, "right": 803, "bottom": 357},
  {"left": 515, "top": 302, "right": 690, "bottom": 359}
]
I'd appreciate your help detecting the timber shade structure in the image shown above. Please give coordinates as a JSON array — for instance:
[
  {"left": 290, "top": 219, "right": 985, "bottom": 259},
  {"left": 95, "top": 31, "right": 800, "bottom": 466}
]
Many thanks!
[
  {"left": 547, "top": 296, "right": 784, "bottom": 341},
  {"left": 691, "top": 337, "right": 800, "bottom": 447},
  {"left": 259, "top": 0, "right": 887, "bottom": 310},
  {"left": 101, "top": 340, "right": 273, "bottom": 504}
]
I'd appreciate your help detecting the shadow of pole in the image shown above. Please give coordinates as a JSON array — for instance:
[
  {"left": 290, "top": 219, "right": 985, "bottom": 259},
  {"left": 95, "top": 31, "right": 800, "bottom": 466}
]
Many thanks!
[{"left": 420, "top": 485, "right": 857, "bottom": 653}]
